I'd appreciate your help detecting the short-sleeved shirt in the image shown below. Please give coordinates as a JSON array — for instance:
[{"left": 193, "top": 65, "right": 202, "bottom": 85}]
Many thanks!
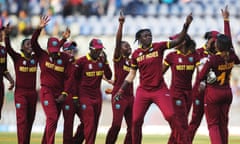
[
  {"left": 198, "top": 50, "right": 240, "bottom": 88},
  {"left": 164, "top": 50, "right": 200, "bottom": 90},
  {"left": 112, "top": 56, "right": 133, "bottom": 96},
  {"left": 131, "top": 42, "right": 169, "bottom": 91},
  {"left": 0, "top": 45, "right": 7, "bottom": 81},
  {"left": 74, "top": 53, "right": 112, "bottom": 99}
]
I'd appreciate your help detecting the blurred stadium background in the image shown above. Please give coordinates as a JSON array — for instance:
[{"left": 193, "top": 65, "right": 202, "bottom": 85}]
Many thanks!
[{"left": 1, "top": 0, "right": 240, "bottom": 137}]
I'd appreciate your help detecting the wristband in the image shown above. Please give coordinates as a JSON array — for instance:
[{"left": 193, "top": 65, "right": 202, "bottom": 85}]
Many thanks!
[
  {"left": 61, "top": 91, "right": 68, "bottom": 97},
  {"left": 72, "top": 96, "right": 78, "bottom": 99}
]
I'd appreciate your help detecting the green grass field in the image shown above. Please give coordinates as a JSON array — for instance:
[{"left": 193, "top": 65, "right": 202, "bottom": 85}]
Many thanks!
[{"left": 0, "top": 132, "right": 240, "bottom": 144}]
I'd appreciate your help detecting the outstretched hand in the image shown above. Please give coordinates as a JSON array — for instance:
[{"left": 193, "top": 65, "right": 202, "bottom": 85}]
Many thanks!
[
  {"left": 62, "top": 27, "right": 71, "bottom": 39},
  {"left": 118, "top": 10, "right": 125, "bottom": 23},
  {"left": 185, "top": 13, "right": 193, "bottom": 26},
  {"left": 221, "top": 5, "right": 229, "bottom": 20},
  {"left": 39, "top": 16, "right": 50, "bottom": 28},
  {"left": 4, "top": 23, "right": 11, "bottom": 35},
  {"left": 113, "top": 90, "right": 123, "bottom": 102}
]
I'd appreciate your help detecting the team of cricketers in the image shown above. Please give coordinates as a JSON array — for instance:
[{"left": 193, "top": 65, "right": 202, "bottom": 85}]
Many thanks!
[{"left": 0, "top": 4, "right": 239, "bottom": 144}]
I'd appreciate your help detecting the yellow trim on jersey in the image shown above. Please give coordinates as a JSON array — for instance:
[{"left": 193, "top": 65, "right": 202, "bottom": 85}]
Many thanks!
[
  {"left": 113, "top": 55, "right": 121, "bottom": 62},
  {"left": 86, "top": 53, "right": 98, "bottom": 62},
  {"left": 72, "top": 96, "right": 78, "bottom": 99},
  {"left": 0, "top": 57, "right": 6, "bottom": 63},
  {"left": 203, "top": 44, "right": 207, "bottom": 49},
  {"left": 131, "top": 64, "right": 137, "bottom": 68},
  {"left": 163, "top": 60, "right": 169, "bottom": 66},
  {"left": 176, "top": 49, "right": 192, "bottom": 56},
  {"left": 86, "top": 53, "right": 92, "bottom": 60},
  {"left": 167, "top": 41, "right": 170, "bottom": 49},
  {"left": 196, "top": 61, "right": 200, "bottom": 66},
  {"left": 202, "top": 45, "right": 210, "bottom": 55},
  {"left": 61, "top": 91, "right": 68, "bottom": 97}
]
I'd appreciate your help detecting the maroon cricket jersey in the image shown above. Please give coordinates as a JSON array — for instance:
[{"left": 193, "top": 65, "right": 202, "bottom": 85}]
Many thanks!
[
  {"left": 5, "top": 36, "right": 38, "bottom": 89},
  {"left": 164, "top": 50, "right": 200, "bottom": 90},
  {"left": 112, "top": 56, "right": 133, "bottom": 96},
  {"left": 73, "top": 53, "right": 112, "bottom": 99},
  {"left": 31, "top": 28, "right": 71, "bottom": 91},
  {"left": 198, "top": 50, "right": 240, "bottom": 88},
  {"left": 0, "top": 45, "right": 7, "bottom": 81},
  {"left": 196, "top": 46, "right": 212, "bottom": 72},
  {"left": 131, "top": 42, "right": 169, "bottom": 91}
]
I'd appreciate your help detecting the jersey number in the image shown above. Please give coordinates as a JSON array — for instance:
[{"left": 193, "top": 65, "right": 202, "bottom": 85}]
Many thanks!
[{"left": 217, "top": 72, "right": 226, "bottom": 85}]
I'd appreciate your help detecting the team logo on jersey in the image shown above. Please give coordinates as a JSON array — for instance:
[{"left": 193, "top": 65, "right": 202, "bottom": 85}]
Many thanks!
[
  {"left": 195, "top": 99, "right": 200, "bottom": 106},
  {"left": 115, "top": 104, "right": 121, "bottom": 109},
  {"left": 30, "top": 59, "right": 35, "bottom": 65},
  {"left": 88, "top": 64, "right": 93, "bottom": 69},
  {"left": 44, "top": 100, "right": 49, "bottom": 106},
  {"left": 188, "top": 57, "right": 193, "bottom": 63},
  {"left": 16, "top": 103, "right": 21, "bottom": 109},
  {"left": 98, "top": 62, "right": 103, "bottom": 68},
  {"left": 23, "top": 60, "right": 27, "bottom": 65},
  {"left": 81, "top": 104, "right": 87, "bottom": 110},
  {"left": 57, "top": 59, "right": 62, "bottom": 65},
  {"left": 178, "top": 58, "right": 182, "bottom": 63},
  {"left": 1, "top": 49, "right": 5, "bottom": 54},
  {"left": 65, "top": 105, "right": 70, "bottom": 110},
  {"left": 175, "top": 100, "right": 182, "bottom": 106}
]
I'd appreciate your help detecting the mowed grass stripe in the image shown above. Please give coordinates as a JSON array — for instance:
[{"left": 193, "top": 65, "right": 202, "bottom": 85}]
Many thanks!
[{"left": 0, "top": 133, "right": 240, "bottom": 144}]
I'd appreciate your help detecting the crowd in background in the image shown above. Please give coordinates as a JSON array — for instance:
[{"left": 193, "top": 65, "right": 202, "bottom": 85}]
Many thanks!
[{"left": 1, "top": 0, "right": 240, "bottom": 37}]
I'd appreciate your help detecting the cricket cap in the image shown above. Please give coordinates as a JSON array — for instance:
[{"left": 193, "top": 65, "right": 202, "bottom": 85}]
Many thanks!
[
  {"left": 47, "top": 37, "right": 60, "bottom": 53},
  {"left": 63, "top": 41, "right": 77, "bottom": 51},
  {"left": 89, "top": 38, "right": 104, "bottom": 49}
]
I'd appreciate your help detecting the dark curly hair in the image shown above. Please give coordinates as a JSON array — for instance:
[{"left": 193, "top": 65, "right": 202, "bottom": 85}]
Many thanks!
[{"left": 134, "top": 28, "right": 151, "bottom": 43}]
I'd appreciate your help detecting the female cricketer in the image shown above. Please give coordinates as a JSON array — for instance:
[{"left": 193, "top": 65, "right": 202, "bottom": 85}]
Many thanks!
[
  {"left": 4, "top": 23, "right": 38, "bottom": 144},
  {"left": 105, "top": 11, "right": 134, "bottom": 144},
  {"left": 163, "top": 34, "right": 199, "bottom": 144},
  {"left": 31, "top": 16, "right": 72, "bottom": 144},
  {"left": 67, "top": 38, "right": 112, "bottom": 144},
  {"left": 188, "top": 5, "right": 233, "bottom": 142},
  {"left": 0, "top": 26, "right": 14, "bottom": 120},
  {"left": 114, "top": 13, "right": 193, "bottom": 144},
  {"left": 197, "top": 34, "right": 240, "bottom": 144},
  {"left": 61, "top": 41, "right": 84, "bottom": 144}
]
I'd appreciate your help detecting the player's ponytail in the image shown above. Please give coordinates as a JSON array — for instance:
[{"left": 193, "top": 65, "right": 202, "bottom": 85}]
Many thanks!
[{"left": 216, "top": 34, "right": 231, "bottom": 61}]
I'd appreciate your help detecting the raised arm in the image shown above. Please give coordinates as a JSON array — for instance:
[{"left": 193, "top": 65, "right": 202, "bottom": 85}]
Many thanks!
[
  {"left": 221, "top": 5, "right": 233, "bottom": 48},
  {"left": 59, "top": 27, "right": 71, "bottom": 47},
  {"left": 114, "top": 10, "right": 125, "bottom": 59},
  {"left": 169, "top": 13, "right": 193, "bottom": 48},
  {"left": 4, "top": 23, "right": 18, "bottom": 59},
  {"left": 31, "top": 16, "right": 50, "bottom": 54}
]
